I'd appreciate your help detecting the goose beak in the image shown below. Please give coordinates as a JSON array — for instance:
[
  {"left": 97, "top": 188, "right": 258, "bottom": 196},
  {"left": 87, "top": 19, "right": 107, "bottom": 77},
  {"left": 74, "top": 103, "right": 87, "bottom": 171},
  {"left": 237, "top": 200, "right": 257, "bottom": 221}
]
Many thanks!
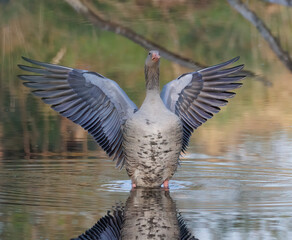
[{"left": 152, "top": 52, "right": 160, "bottom": 62}]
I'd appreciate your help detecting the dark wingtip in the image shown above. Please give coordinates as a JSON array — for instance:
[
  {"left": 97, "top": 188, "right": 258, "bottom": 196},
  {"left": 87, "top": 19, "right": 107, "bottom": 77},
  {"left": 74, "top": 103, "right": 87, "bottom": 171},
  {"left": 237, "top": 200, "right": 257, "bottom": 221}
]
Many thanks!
[
  {"left": 225, "top": 56, "right": 240, "bottom": 64},
  {"left": 199, "top": 56, "right": 243, "bottom": 75},
  {"left": 21, "top": 56, "right": 42, "bottom": 66},
  {"left": 17, "top": 75, "right": 27, "bottom": 80},
  {"left": 18, "top": 64, "right": 28, "bottom": 71},
  {"left": 20, "top": 56, "right": 72, "bottom": 71},
  {"left": 226, "top": 56, "right": 240, "bottom": 65},
  {"left": 21, "top": 56, "right": 31, "bottom": 63},
  {"left": 236, "top": 74, "right": 246, "bottom": 81},
  {"left": 235, "top": 64, "right": 245, "bottom": 73},
  {"left": 234, "top": 56, "right": 240, "bottom": 62},
  {"left": 238, "top": 63, "right": 244, "bottom": 68}
]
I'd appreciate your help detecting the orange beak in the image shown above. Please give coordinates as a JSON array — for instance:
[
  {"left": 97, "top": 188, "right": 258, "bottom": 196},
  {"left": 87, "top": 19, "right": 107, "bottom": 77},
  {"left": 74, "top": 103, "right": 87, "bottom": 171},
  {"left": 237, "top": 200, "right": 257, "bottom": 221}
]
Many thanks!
[{"left": 152, "top": 52, "right": 160, "bottom": 62}]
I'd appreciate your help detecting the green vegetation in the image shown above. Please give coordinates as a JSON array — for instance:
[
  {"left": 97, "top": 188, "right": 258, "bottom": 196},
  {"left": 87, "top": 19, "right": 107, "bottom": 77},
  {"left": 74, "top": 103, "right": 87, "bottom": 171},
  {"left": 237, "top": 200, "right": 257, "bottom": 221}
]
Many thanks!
[
  {"left": 0, "top": 1, "right": 292, "bottom": 239},
  {"left": 0, "top": 0, "right": 291, "bottom": 157}
]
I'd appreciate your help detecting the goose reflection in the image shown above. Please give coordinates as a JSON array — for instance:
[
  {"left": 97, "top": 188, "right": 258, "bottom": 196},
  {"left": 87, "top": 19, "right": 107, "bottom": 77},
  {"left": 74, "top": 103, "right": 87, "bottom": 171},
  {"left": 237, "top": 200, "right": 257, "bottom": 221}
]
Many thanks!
[{"left": 73, "top": 188, "right": 197, "bottom": 240}]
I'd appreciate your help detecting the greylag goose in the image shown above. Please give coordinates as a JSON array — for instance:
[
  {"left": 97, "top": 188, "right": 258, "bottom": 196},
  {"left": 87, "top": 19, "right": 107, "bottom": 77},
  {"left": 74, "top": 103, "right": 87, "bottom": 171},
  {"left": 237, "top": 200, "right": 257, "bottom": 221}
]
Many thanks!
[
  {"left": 18, "top": 50, "right": 244, "bottom": 188},
  {"left": 72, "top": 188, "right": 198, "bottom": 240}
]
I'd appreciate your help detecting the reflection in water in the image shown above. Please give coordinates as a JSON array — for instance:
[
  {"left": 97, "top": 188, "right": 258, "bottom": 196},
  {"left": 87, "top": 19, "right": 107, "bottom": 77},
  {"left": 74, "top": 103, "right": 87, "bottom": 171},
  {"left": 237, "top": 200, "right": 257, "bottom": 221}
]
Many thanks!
[
  {"left": 73, "top": 204, "right": 124, "bottom": 240},
  {"left": 0, "top": 151, "right": 292, "bottom": 239},
  {"left": 73, "top": 188, "right": 197, "bottom": 240},
  {"left": 1, "top": 1, "right": 292, "bottom": 240}
]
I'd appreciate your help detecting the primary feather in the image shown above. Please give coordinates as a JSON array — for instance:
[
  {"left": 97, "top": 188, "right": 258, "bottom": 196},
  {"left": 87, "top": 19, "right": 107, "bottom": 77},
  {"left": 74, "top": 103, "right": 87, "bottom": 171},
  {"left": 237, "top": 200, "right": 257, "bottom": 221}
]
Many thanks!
[
  {"left": 19, "top": 57, "right": 137, "bottom": 168},
  {"left": 161, "top": 56, "right": 245, "bottom": 152}
]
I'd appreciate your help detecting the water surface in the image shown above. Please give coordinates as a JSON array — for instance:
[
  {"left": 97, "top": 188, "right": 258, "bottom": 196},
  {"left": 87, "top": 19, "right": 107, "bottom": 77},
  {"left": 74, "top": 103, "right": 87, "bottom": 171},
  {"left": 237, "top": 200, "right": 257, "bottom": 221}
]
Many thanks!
[{"left": 1, "top": 0, "right": 292, "bottom": 239}]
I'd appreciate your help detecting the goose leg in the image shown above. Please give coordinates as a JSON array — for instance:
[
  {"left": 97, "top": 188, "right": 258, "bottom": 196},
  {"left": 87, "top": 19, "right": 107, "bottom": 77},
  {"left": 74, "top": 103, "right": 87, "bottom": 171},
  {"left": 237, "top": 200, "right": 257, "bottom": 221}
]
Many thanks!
[
  {"left": 132, "top": 183, "right": 136, "bottom": 188},
  {"left": 163, "top": 180, "right": 169, "bottom": 189}
]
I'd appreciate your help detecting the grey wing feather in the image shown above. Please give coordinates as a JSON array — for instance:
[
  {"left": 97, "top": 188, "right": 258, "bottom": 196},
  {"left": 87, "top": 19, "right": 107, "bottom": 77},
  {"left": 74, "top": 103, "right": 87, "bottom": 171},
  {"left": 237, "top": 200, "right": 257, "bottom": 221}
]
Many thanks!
[
  {"left": 71, "top": 206, "right": 124, "bottom": 240},
  {"left": 161, "top": 57, "right": 245, "bottom": 153},
  {"left": 18, "top": 57, "right": 138, "bottom": 168}
]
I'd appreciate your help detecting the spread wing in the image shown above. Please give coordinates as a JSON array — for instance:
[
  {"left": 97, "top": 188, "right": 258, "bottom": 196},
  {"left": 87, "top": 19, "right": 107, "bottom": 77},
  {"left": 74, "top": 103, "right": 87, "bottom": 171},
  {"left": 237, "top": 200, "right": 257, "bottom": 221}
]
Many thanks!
[
  {"left": 18, "top": 57, "right": 138, "bottom": 168},
  {"left": 71, "top": 206, "right": 197, "bottom": 240},
  {"left": 161, "top": 57, "right": 245, "bottom": 153},
  {"left": 72, "top": 207, "right": 124, "bottom": 240}
]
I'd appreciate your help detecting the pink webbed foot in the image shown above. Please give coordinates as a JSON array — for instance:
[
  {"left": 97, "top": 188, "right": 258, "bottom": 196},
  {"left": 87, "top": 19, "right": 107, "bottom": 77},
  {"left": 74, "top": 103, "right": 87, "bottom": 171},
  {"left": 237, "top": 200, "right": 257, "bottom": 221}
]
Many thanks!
[
  {"left": 132, "top": 183, "right": 136, "bottom": 189},
  {"left": 163, "top": 180, "right": 169, "bottom": 189}
]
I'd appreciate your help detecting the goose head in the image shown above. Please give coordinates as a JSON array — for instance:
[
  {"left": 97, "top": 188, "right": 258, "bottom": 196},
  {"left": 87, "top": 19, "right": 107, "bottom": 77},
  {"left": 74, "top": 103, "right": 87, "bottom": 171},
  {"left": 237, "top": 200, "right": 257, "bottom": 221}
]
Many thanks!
[{"left": 145, "top": 50, "right": 160, "bottom": 91}]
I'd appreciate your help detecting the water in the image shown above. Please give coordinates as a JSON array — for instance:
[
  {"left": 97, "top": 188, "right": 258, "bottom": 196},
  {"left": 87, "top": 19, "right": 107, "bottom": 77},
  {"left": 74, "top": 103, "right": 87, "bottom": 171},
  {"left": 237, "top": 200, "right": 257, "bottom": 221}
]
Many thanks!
[
  {"left": 1, "top": 0, "right": 292, "bottom": 239},
  {"left": 1, "top": 137, "right": 292, "bottom": 239}
]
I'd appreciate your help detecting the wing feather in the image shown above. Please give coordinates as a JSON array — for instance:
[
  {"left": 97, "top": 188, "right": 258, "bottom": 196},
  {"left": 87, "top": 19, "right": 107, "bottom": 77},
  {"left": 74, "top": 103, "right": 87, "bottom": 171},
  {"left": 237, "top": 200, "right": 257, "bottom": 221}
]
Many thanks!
[
  {"left": 161, "top": 57, "right": 245, "bottom": 152},
  {"left": 71, "top": 205, "right": 124, "bottom": 240},
  {"left": 19, "top": 57, "right": 137, "bottom": 168}
]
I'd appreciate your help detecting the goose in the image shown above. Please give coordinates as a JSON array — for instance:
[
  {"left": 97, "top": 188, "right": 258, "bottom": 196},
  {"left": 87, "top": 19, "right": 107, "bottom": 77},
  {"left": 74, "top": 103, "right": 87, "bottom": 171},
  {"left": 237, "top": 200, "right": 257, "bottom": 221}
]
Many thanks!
[
  {"left": 72, "top": 188, "right": 198, "bottom": 240},
  {"left": 18, "top": 50, "right": 244, "bottom": 188}
]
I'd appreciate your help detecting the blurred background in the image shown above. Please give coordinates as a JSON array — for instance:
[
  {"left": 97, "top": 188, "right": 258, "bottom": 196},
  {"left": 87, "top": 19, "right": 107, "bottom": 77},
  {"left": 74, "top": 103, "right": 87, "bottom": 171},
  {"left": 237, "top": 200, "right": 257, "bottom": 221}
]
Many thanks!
[{"left": 0, "top": 0, "right": 292, "bottom": 239}]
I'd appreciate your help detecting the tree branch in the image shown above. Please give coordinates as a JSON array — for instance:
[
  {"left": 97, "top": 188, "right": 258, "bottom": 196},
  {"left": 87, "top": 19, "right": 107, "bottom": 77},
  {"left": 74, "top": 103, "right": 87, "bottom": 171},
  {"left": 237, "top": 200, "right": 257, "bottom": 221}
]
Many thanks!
[
  {"left": 262, "top": 0, "right": 292, "bottom": 6},
  {"left": 228, "top": 0, "right": 292, "bottom": 72},
  {"left": 64, "top": 0, "right": 203, "bottom": 70},
  {"left": 64, "top": 0, "right": 258, "bottom": 79}
]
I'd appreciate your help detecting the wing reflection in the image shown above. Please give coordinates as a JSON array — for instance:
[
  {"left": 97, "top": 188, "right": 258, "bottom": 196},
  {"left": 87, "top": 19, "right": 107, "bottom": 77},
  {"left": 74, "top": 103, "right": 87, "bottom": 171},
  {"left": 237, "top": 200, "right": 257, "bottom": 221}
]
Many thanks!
[{"left": 72, "top": 188, "right": 197, "bottom": 240}]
